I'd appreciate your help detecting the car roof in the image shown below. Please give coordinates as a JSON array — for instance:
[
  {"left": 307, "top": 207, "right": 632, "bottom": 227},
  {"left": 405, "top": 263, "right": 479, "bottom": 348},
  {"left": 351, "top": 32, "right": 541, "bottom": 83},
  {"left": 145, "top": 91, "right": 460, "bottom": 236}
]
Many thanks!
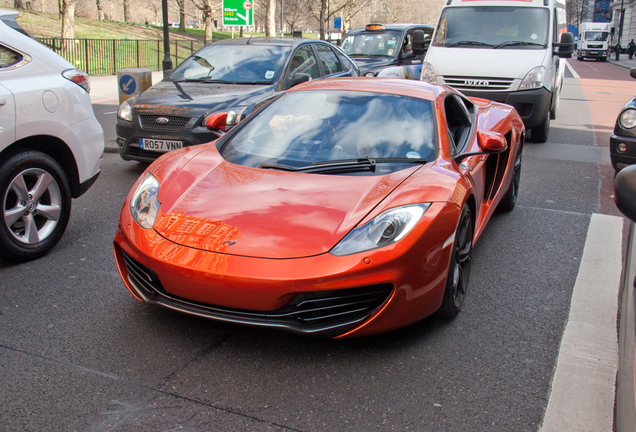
[
  {"left": 288, "top": 77, "right": 440, "bottom": 101},
  {"left": 210, "top": 37, "right": 333, "bottom": 49}
]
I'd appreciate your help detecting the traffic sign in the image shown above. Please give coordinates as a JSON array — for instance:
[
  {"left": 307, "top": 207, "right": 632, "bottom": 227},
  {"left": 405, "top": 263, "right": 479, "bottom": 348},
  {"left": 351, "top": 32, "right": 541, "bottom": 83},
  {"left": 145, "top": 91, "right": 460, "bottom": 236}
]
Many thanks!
[
  {"left": 223, "top": 0, "right": 253, "bottom": 26},
  {"left": 334, "top": 17, "right": 342, "bottom": 29},
  {"left": 119, "top": 74, "right": 136, "bottom": 95}
]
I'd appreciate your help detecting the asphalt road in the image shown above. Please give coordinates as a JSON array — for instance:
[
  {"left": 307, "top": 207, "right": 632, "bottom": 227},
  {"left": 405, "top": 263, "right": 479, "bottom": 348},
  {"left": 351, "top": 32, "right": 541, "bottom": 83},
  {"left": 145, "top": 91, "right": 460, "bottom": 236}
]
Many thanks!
[{"left": 0, "top": 61, "right": 629, "bottom": 431}]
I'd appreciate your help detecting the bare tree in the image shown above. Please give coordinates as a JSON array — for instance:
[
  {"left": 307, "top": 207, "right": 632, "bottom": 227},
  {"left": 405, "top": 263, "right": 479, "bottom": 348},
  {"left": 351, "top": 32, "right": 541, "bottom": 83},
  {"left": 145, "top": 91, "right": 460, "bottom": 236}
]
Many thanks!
[
  {"left": 175, "top": 0, "right": 186, "bottom": 31},
  {"left": 283, "top": 0, "right": 307, "bottom": 33},
  {"left": 123, "top": 0, "right": 131, "bottom": 21},
  {"left": 95, "top": 0, "right": 105, "bottom": 20},
  {"left": 14, "top": 0, "right": 26, "bottom": 9},
  {"left": 61, "top": 0, "right": 77, "bottom": 38},
  {"left": 192, "top": 0, "right": 217, "bottom": 41},
  {"left": 266, "top": 0, "right": 276, "bottom": 36}
]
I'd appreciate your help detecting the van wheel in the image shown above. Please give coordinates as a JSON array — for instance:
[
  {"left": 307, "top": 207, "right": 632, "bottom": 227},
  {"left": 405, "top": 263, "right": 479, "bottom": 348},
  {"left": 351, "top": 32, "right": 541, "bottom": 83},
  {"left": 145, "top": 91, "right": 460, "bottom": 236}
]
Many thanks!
[
  {"left": 531, "top": 111, "right": 550, "bottom": 143},
  {"left": 0, "top": 151, "right": 72, "bottom": 262}
]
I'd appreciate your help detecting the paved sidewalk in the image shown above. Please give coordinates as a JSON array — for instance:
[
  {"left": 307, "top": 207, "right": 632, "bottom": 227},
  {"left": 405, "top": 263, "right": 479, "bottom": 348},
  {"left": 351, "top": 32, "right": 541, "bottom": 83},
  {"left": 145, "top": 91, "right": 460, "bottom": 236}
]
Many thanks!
[{"left": 609, "top": 55, "right": 636, "bottom": 69}]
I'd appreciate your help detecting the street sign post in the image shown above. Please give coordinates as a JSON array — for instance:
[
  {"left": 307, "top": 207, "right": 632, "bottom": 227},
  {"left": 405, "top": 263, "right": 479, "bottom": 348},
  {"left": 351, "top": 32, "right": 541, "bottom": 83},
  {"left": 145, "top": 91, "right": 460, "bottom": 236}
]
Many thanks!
[
  {"left": 223, "top": 0, "right": 253, "bottom": 26},
  {"left": 334, "top": 17, "right": 341, "bottom": 29}
]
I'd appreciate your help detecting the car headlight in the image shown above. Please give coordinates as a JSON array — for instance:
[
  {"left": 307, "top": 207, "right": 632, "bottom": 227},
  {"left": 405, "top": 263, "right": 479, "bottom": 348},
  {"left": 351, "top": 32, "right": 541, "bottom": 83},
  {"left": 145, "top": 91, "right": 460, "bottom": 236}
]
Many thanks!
[
  {"left": 420, "top": 62, "right": 437, "bottom": 83},
  {"left": 129, "top": 173, "right": 160, "bottom": 229},
  {"left": 331, "top": 204, "right": 430, "bottom": 256},
  {"left": 620, "top": 108, "right": 636, "bottom": 129},
  {"left": 227, "top": 107, "right": 249, "bottom": 127},
  {"left": 519, "top": 66, "right": 545, "bottom": 90},
  {"left": 117, "top": 99, "right": 133, "bottom": 122}
]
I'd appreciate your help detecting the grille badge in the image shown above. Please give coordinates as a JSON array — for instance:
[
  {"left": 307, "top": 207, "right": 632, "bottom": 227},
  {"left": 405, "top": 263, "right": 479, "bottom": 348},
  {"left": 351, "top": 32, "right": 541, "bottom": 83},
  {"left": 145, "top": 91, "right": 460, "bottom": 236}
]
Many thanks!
[{"left": 156, "top": 117, "right": 170, "bottom": 124}]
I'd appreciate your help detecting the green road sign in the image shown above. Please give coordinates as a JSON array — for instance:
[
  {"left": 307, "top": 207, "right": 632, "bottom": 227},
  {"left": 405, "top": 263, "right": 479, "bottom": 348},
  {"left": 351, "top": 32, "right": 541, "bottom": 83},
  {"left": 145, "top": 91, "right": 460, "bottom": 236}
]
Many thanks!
[{"left": 223, "top": 0, "right": 253, "bottom": 26}]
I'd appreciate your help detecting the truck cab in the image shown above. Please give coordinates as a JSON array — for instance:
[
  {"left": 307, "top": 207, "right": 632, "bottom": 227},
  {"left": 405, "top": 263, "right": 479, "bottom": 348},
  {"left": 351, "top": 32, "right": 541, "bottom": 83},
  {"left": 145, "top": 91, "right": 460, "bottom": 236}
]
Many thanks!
[
  {"left": 577, "top": 22, "right": 611, "bottom": 62},
  {"left": 340, "top": 24, "right": 434, "bottom": 79}
]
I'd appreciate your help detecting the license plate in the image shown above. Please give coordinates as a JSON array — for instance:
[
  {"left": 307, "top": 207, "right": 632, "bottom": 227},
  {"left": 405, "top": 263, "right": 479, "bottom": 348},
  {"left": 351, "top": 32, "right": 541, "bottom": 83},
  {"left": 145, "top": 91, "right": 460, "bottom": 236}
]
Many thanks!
[
  {"left": 590, "top": 51, "right": 598, "bottom": 55},
  {"left": 140, "top": 138, "right": 183, "bottom": 152}
]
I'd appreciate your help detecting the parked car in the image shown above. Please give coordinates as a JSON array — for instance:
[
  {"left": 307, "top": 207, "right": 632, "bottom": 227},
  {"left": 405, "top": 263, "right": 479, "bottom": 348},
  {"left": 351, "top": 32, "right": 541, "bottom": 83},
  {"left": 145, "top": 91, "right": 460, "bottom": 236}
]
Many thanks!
[
  {"left": 613, "top": 165, "right": 636, "bottom": 430},
  {"left": 116, "top": 37, "right": 360, "bottom": 163},
  {"left": 0, "top": 10, "right": 104, "bottom": 262},
  {"left": 114, "top": 78, "right": 524, "bottom": 337},
  {"left": 340, "top": 23, "right": 434, "bottom": 79},
  {"left": 610, "top": 68, "right": 636, "bottom": 174}
]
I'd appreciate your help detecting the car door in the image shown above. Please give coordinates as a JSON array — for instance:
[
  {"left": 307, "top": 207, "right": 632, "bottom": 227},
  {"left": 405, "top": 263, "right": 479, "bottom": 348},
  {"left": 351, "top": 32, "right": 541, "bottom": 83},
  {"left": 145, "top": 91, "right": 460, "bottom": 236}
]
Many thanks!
[{"left": 284, "top": 44, "right": 321, "bottom": 90}]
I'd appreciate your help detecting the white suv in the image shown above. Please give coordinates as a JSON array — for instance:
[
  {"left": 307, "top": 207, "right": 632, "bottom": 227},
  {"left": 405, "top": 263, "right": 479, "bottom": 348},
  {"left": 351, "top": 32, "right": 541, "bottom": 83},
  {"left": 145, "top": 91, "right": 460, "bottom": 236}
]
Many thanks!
[{"left": 0, "top": 10, "right": 104, "bottom": 261}]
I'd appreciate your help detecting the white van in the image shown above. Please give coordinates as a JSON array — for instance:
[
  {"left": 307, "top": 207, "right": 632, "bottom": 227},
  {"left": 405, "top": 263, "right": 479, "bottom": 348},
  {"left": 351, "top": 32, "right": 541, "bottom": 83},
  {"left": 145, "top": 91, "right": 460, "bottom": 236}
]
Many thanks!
[{"left": 421, "top": 0, "right": 574, "bottom": 142}]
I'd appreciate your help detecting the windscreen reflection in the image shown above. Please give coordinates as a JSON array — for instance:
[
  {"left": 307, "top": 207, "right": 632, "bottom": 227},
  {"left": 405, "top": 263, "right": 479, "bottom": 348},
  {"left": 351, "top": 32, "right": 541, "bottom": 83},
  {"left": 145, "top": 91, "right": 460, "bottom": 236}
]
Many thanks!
[
  {"left": 221, "top": 91, "right": 436, "bottom": 175},
  {"left": 167, "top": 45, "right": 290, "bottom": 84}
]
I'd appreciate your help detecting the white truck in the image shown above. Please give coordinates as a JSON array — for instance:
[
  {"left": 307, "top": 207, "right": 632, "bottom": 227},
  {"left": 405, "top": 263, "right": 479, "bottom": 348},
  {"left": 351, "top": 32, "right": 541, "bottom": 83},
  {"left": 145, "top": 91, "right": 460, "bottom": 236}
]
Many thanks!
[
  {"left": 421, "top": 0, "right": 574, "bottom": 142},
  {"left": 577, "top": 22, "right": 611, "bottom": 61}
]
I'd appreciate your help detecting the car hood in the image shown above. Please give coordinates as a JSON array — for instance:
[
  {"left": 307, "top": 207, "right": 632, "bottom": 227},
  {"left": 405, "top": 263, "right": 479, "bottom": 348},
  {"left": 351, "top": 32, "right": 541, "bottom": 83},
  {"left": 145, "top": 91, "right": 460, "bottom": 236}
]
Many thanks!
[
  {"left": 152, "top": 147, "right": 420, "bottom": 259},
  {"left": 133, "top": 80, "right": 273, "bottom": 116},
  {"left": 427, "top": 47, "right": 548, "bottom": 79}
]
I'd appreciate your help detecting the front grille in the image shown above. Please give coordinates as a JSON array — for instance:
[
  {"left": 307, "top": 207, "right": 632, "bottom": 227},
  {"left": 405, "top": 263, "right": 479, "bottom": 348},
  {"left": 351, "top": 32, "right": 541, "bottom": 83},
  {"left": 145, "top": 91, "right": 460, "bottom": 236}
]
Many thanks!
[
  {"left": 442, "top": 75, "right": 514, "bottom": 91},
  {"left": 121, "top": 251, "right": 394, "bottom": 337},
  {"left": 139, "top": 115, "right": 191, "bottom": 131},
  {"left": 587, "top": 44, "right": 603, "bottom": 49}
]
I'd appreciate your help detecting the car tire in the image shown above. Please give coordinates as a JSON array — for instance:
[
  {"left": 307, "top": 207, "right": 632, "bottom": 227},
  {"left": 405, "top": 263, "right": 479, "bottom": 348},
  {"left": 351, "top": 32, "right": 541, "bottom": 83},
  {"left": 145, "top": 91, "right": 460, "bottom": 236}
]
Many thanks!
[
  {"left": 0, "top": 151, "right": 72, "bottom": 262},
  {"left": 497, "top": 147, "right": 522, "bottom": 212},
  {"left": 531, "top": 110, "right": 550, "bottom": 143},
  {"left": 438, "top": 204, "right": 473, "bottom": 318},
  {"left": 550, "top": 88, "right": 560, "bottom": 120}
]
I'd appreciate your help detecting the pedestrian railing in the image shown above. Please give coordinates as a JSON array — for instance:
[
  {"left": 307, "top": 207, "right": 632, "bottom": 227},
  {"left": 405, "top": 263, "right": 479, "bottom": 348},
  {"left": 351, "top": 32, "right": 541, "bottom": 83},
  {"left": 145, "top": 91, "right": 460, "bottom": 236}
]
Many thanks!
[{"left": 37, "top": 38, "right": 209, "bottom": 75}]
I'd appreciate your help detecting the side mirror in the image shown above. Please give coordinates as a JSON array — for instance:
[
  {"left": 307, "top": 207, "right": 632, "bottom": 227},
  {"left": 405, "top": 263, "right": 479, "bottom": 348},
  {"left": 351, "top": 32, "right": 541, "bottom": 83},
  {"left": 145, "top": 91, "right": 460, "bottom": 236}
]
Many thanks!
[
  {"left": 204, "top": 112, "right": 228, "bottom": 131},
  {"left": 411, "top": 30, "right": 430, "bottom": 56},
  {"left": 554, "top": 32, "right": 574, "bottom": 58},
  {"left": 615, "top": 164, "right": 636, "bottom": 222},
  {"left": 477, "top": 130, "right": 508, "bottom": 153},
  {"left": 455, "top": 131, "right": 507, "bottom": 162},
  {"left": 291, "top": 73, "right": 311, "bottom": 87},
  {"left": 630, "top": 67, "right": 636, "bottom": 80}
]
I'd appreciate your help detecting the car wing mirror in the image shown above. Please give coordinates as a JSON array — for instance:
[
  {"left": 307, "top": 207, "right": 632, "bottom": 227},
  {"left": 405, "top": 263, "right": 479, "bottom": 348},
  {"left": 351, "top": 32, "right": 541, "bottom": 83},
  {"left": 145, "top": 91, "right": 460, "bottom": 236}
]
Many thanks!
[
  {"left": 454, "top": 131, "right": 507, "bottom": 163},
  {"left": 411, "top": 30, "right": 430, "bottom": 56},
  {"left": 204, "top": 112, "right": 228, "bottom": 131},
  {"left": 630, "top": 67, "right": 636, "bottom": 80},
  {"left": 615, "top": 165, "right": 636, "bottom": 222},
  {"left": 291, "top": 73, "right": 311, "bottom": 87},
  {"left": 554, "top": 32, "right": 574, "bottom": 58}
]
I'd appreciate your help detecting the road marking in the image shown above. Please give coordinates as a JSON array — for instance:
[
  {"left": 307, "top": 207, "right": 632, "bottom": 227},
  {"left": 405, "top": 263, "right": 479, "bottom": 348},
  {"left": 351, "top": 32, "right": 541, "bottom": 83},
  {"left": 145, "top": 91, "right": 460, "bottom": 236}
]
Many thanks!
[
  {"left": 540, "top": 213, "right": 622, "bottom": 432},
  {"left": 565, "top": 60, "right": 580, "bottom": 79}
]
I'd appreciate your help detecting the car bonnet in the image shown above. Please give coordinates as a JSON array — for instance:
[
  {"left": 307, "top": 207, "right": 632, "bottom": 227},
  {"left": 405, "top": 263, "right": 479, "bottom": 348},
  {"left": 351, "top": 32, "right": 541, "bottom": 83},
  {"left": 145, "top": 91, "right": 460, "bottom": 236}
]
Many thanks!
[{"left": 152, "top": 147, "right": 420, "bottom": 259}]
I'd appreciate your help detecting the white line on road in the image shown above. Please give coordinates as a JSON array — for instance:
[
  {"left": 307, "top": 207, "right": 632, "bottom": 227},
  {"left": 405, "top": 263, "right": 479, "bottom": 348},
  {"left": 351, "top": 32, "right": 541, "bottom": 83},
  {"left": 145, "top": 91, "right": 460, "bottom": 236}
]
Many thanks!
[
  {"left": 565, "top": 60, "right": 581, "bottom": 79},
  {"left": 540, "top": 213, "right": 622, "bottom": 432}
]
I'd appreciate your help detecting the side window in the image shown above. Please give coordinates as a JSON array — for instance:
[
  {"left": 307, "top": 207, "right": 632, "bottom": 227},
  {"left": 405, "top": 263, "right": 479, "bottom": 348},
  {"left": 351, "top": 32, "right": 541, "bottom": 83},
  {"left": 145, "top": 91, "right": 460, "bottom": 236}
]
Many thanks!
[
  {"left": 316, "top": 44, "right": 343, "bottom": 76},
  {"left": 444, "top": 95, "right": 473, "bottom": 154},
  {"left": 0, "top": 45, "right": 22, "bottom": 69},
  {"left": 288, "top": 45, "right": 320, "bottom": 80},
  {"left": 334, "top": 48, "right": 353, "bottom": 72}
]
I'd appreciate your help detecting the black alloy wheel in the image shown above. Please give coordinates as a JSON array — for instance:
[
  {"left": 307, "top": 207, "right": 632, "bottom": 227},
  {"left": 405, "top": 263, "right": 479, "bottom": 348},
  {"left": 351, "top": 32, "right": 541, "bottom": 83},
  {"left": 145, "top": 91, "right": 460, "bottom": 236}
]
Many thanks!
[
  {"left": 438, "top": 204, "right": 473, "bottom": 318},
  {"left": 497, "top": 149, "right": 522, "bottom": 212}
]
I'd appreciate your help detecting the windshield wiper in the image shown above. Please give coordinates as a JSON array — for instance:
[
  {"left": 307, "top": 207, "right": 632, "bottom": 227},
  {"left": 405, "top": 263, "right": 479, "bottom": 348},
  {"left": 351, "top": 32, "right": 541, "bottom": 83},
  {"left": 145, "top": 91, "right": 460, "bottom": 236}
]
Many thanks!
[
  {"left": 258, "top": 158, "right": 427, "bottom": 174},
  {"left": 447, "top": 41, "right": 495, "bottom": 48},
  {"left": 494, "top": 41, "right": 545, "bottom": 49}
]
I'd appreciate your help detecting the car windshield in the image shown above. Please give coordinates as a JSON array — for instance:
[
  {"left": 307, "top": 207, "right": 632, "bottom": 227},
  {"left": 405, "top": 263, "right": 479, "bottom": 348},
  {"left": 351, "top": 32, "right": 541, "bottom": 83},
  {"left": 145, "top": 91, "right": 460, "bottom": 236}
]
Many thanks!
[
  {"left": 341, "top": 30, "right": 403, "bottom": 58},
  {"left": 584, "top": 31, "right": 609, "bottom": 41},
  {"left": 433, "top": 7, "right": 549, "bottom": 48},
  {"left": 167, "top": 44, "right": 291, "bottom": 84},
  {"left": 220, "top": 90, "right": 437, "bottom": 175}
]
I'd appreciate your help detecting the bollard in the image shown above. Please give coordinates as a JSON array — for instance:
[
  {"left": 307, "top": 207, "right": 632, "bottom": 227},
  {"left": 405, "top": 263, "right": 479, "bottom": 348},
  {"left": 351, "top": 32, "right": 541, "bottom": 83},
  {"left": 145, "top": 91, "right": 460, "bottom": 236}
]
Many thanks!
[{"left": 116, "top": 68, "right": 152, "bottom": 104}]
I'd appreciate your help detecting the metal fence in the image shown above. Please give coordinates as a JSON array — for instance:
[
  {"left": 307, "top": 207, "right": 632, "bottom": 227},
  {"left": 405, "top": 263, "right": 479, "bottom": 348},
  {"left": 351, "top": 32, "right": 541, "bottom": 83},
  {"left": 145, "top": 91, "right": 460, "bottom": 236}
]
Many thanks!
[{"left": 37, "top": 38, "right": 209, "bottom": 75}]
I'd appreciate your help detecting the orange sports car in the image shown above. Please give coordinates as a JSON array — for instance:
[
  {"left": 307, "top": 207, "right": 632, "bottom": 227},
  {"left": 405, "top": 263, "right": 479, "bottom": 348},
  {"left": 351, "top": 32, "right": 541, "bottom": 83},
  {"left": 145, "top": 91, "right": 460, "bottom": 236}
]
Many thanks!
[{"left": 114, "top": 78, "right": 524, "bottom": 338}]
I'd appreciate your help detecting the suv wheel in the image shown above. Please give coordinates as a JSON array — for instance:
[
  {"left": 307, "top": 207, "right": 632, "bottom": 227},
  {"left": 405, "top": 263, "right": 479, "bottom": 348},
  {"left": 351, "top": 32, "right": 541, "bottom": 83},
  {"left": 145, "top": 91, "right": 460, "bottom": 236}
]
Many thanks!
[{"left": 0, "top": 151, "right": 72, "bottom": 261}]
